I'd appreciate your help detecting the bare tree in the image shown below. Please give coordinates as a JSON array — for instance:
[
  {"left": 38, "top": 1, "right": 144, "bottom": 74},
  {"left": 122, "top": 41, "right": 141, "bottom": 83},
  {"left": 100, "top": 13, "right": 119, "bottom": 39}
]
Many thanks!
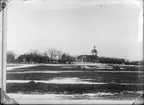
[
  {"left": 57, "top": 50, "right": 63, "bottom": 60},
  {"left": 61, "top": 53, "right": 75, "bottom": 64},
  {"left": 28, "top": 50, "right": 39, "bottom": 55},
  {"left": 47, "top": 49, "right": 63, "bottom": 61},
  {"left": 17, "top": 50, "right": 50, "bottom": 63},
  {"left": 47, "top": 49, "right": 58, "bottom": 60},
  {"left": 7, "top": 51, "right": 16, "bottom": 63}
]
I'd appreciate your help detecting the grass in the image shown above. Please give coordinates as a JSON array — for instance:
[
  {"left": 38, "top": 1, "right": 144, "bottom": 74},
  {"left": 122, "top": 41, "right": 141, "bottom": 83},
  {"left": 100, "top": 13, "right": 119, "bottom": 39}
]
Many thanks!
[{"left": 6, "top": 81, "right": 143, "bottom": 94}]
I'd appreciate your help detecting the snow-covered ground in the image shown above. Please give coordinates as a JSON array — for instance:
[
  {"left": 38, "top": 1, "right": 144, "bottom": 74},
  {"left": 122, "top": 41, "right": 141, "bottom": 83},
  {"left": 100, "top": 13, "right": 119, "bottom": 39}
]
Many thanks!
[
  {"left": 6, "top": 77, "right": 106, "bottom": 84},
  {"left": 6, "top": 64, "right": 143, "bottom": 104},
  {"left": 7, "top": 70, "right": 143, "bottom": 74},
  {"left": 6, "top": 64, "right": 38, "bottom": 71},
  {"left": 6, "top": 77, "right": 143, "bottom": 85},
  {"left": 7, "top": 93, "right": 136, "bottom": 104}
]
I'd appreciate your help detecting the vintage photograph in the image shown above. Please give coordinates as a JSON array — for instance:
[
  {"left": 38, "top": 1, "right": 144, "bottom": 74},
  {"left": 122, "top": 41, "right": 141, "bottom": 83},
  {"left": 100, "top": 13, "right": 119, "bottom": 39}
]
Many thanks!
[{"left": 1, "top": 0, "right": 143, "bottom": 104}]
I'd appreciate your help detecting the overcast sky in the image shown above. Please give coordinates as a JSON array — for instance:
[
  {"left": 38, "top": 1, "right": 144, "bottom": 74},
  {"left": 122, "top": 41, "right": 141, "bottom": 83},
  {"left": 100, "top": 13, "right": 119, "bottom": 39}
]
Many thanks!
[{"left": 7, "top": 0, "right": 143, "bottom": 61}]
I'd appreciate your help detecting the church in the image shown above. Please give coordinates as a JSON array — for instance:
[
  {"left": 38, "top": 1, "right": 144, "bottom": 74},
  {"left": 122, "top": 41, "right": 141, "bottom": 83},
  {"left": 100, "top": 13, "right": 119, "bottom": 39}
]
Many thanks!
[{"left": 77, "top": 46, "right": 98, "bottom": 63}]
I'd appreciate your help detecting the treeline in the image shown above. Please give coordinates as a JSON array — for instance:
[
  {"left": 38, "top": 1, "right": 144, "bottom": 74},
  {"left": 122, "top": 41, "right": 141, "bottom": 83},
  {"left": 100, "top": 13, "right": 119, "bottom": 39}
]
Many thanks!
[
  {"left": 7, "top": 49, "right": 76, "bottom": 64},
  {"left": 7, "top": 50, "right": 143, "bottom": 65},
  {"left": 98, "top": 56, "right": 143, "bottom": 65},
  {"left": 98, "top": 57, "right": 125, "bottom": 64}
]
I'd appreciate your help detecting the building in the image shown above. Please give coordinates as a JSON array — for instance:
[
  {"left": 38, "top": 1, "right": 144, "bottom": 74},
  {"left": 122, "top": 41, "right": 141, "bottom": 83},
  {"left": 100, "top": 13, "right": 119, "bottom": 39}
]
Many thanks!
[{"left": 77, "top": 46, "right": 98, "bottom": 63}]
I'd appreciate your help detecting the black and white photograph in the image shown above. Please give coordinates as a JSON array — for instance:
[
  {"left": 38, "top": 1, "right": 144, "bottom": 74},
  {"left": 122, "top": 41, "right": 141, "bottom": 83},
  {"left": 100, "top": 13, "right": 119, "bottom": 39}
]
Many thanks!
[{"left": 0, "top": 0, "right": 144, "bottom": 104}]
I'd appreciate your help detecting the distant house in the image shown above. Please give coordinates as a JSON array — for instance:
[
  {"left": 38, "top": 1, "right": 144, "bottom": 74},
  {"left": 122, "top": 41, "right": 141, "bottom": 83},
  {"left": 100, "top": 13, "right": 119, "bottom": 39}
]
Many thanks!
[{"left": 77, "top": 46, "right": 98, "bottom": 63}]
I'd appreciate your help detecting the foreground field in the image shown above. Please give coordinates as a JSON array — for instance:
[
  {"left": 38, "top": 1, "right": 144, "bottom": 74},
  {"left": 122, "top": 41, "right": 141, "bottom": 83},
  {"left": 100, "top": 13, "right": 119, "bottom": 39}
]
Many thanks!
[{"left": 6, "top": 64, "right": 143, "bottom": 100}]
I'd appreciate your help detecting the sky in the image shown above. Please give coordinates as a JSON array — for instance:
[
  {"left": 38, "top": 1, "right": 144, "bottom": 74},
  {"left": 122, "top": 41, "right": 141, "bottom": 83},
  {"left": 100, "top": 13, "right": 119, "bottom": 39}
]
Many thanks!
[{"left": 7, "top": 0, "right": 143, "bottom": 61}]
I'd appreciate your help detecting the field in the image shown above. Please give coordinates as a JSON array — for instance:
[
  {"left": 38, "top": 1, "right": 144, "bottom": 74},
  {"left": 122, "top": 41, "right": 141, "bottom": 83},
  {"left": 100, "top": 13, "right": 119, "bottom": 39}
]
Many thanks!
[{"left": 6, "top": 64, "right": 144, "bottom": 100}]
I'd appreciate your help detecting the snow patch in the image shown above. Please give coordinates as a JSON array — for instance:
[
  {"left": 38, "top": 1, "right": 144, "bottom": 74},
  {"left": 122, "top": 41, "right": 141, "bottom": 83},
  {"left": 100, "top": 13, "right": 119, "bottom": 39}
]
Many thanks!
[
  {"left": 7, "top": 77, "right": 106, "bottom": 84},
  {"left": 7, "top": 64, "right": 37, "bottom": 71}
]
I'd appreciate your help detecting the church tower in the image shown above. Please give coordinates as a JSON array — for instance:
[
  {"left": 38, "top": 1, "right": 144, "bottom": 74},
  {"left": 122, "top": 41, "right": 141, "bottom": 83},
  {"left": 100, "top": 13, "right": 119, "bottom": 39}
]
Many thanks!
[{"left": 91, "top": 46, "right": 97, "bottom": 56}]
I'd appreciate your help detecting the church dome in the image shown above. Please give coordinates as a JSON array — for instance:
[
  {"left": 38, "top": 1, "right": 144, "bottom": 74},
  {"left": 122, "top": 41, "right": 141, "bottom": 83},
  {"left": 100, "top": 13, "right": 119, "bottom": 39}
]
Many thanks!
[
  {"left": 91, "top": 49, "right": 97, "bottom": 53},
  {"left": 91, "top": 46, "right": 97, "bottom": 55}
]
